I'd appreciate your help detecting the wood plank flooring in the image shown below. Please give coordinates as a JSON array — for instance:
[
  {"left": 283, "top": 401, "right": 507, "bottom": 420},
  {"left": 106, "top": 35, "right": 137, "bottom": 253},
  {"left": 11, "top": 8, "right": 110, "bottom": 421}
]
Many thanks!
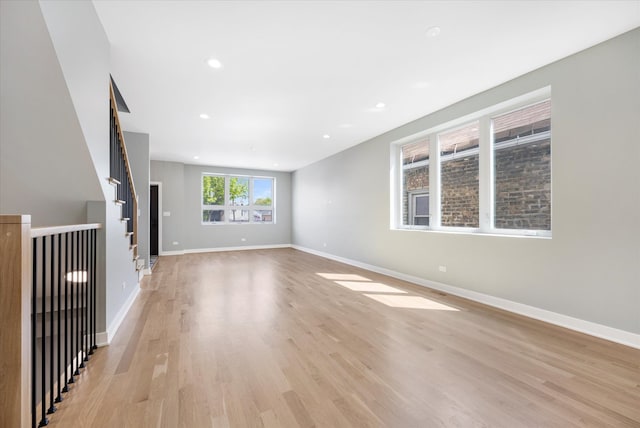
[{"left": 49, "top": 249, "right": 640, "bottom": 427}]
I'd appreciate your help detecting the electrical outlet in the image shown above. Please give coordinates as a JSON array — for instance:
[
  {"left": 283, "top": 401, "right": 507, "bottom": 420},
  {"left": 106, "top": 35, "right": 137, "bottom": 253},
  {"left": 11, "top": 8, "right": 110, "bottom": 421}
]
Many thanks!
[
  {"left": 241, "top": 238, "right": 247, "bottom": 242},
  {"left": 122, "top": 281, "right": 126, "bottom": 290},
  {"left": 439, "top": 265, "right": 447, "bottom": 273},
  {"left": 172, "top": 241, "right": 179, "bottom": 245}
]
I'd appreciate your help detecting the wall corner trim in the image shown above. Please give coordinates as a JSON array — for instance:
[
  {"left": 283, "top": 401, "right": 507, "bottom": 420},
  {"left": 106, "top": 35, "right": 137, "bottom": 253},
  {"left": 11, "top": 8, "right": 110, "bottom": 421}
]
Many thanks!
[
  {"left": 96, "top": 284, "right": 141, "bottom": 347},
  {"left": 291, "top": 245, "right": 640, "bottom": 350}
]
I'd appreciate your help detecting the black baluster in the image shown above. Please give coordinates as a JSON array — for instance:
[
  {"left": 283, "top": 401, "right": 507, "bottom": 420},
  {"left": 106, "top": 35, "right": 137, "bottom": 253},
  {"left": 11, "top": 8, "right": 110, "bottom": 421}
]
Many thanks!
[
  {"left": 48, "top": 235, "right": 56, "bottom": 415},
  {"left": 63, "top": 233, "right": 70, "bottom": 392},
  {"left": 32, "top": 238, "right": 37, "bottom": 428},
  {"left": 87, "top": 229, "right": 92, "bottom": 355},
  {"left": 74, "top": 231, "right": 80, "bottom": 377},
  {"left": 69, "top": 232, "right": 76, "bottom": 383},
  {"left": 40, "top": 236, "right": 48, "bottom": 426},
  {"left": 91, "top": 229, "right": 97, "bottom": 352},
  {"left": 78, "top": 230, "right": 84, "bottom": 369},
  {"left": 81, "top": 229, "right": 86, "bottom": 363},
  {"left": 56, "top": 234, "right": 63, "bottom": 403}
]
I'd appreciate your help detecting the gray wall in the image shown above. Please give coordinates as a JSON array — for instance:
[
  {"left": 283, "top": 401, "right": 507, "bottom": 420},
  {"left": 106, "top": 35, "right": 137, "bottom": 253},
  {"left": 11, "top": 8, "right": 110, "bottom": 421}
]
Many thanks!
[
  {"left": 124, "top": 131, "right": 150, "bottom": 269},
  {"left": 0, "top": 0, "right": 103, "bottom": 226},
  {"left": 151, "top": 160, "right": 291, "bottom": 252},
  {"left": 292, "top": 29, "right": 640, "bottom": 335},
  {"left": 0, "top": 0, "right": 141, "bottom": 337}
]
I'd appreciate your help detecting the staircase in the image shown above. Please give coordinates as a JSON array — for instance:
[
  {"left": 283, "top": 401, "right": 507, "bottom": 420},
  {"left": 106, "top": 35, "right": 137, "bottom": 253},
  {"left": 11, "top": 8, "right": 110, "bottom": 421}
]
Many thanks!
[{"left": 109, "top": 81, "right": 142, "bottom": 274}]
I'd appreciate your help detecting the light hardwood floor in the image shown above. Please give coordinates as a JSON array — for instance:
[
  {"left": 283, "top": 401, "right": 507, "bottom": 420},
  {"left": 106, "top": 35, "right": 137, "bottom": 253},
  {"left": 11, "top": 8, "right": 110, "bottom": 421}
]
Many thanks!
[{"left": 50, "top": 249, "right": 640, "bottom": 427}]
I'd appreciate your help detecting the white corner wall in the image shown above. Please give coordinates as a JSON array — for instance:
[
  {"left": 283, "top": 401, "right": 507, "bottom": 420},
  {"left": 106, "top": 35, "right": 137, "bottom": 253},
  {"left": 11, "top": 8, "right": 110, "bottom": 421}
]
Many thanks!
[{"left": 292, "top": 29, "right": 640, "bottom": 343}]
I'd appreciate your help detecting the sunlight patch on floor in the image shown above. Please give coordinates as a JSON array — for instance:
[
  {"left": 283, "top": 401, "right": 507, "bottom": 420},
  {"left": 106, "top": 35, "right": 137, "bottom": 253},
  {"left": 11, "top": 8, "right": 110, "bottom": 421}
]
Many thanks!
[
  {"left": 316, "top": 273, "right": 371, "bottom": 281},
  {"left": 364, "top": 294, "right": 459, "bottom": 311},
  {"left": 334, "top": 281, "right": 407, "bottom": 293}
]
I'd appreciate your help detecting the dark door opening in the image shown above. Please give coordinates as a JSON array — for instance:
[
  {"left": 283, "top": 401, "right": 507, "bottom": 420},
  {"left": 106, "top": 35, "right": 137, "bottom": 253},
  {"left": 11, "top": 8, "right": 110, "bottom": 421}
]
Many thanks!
[{"left": 150, "top": 184, "right": 159, "bottom": 256}]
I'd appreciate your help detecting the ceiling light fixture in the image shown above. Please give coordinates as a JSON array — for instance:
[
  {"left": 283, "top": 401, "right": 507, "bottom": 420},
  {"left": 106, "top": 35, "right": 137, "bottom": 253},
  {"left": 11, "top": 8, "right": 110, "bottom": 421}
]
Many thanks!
[
  {"left": 376, "top": 102, "right": 386, "bottom": 109},
  {"left": 273, "top": 163, "right": 279, "bottom": 167},
  {"left": 207, "top": 58, "right": 222, "bottom": 69},
  {"left": 413, "top": 81, "right": 430, "bottom": 89},
  {"left": 323, "top": 134, "right": 331, "bottom": 139},
  {"left": 193, "top": 156, "right": 200, "bottom": 160},
  {"left": 199, "top": 113, "right": 209, "bottom": 119},
  {"left": 426, "top": 26, "right": 441, "bottom": 38}
]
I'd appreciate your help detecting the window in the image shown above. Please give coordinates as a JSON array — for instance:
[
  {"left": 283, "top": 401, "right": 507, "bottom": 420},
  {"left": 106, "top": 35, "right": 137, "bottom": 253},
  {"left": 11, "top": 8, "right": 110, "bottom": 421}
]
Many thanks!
[
  {"left": 411, "top": 193, "right": 430, "bottom": 226},
  {"left": 438, "top": 122, "right": 479, "bottom": 228},
  {"left": 393, "top": 88, "right": 551, "bottom": 236},
  {"left": 402, "top": 139, "right": 429, "bottom": 227},
  {"left": 493, "top": 100, "right": 551, "bottom": 231},
  {"left": 202, "top": 174, "right": 275, "bottom": 224}
]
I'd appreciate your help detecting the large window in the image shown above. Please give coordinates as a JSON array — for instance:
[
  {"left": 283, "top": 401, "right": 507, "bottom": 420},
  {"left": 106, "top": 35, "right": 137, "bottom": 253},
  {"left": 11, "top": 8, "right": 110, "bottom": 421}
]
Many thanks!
[
  {"left": 202, "top": 174, "right": 275, "bottom": 224},
  {"left": 393, "top": 88, "right": 551, "bottom": 236}
]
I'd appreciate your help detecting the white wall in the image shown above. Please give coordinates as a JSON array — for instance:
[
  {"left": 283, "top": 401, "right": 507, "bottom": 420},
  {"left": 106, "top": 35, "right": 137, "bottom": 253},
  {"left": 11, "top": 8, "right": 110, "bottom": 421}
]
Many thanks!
[
  {"left": 151, "top": 160, "right": 292, "bottom": 252},
  {"left": 36, "top": 0, "right": 139, "bottom": 338},
  {"left": 0, "top": 0, "right": 103, "bottom": 226},
  {"left": 292, "top": 29, "right": 640, "bottom": 338}
]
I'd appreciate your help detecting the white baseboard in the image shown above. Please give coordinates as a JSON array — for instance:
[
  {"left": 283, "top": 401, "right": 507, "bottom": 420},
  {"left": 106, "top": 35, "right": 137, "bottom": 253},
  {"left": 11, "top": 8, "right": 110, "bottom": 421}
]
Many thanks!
[
  {"left": 160, "top": 244, "right": 292, "bottom": 256},
  {"left": 186, "top": 244, "right": 292, "bottom": 254},
  {"left": 159, "top": 250, "right": 185, "bottom": 256},
  {"left": 143, "top": 267, "right": 152, "bottom": 275},
  {"left": 96, "top": 285, "right": 141, "bottom": 347},
  {"left": 292, "top": 245, "right": 640, "bottom": 350}
]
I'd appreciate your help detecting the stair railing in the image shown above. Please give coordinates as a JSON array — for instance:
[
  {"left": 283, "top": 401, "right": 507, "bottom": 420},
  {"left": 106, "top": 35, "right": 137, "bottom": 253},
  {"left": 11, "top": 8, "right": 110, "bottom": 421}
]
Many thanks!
[
  {"left": 109, "top": 82, "right": 138, "bottom": 262},
  {"left": 0, "top": 215, "right": 102, "bottom": 428}
]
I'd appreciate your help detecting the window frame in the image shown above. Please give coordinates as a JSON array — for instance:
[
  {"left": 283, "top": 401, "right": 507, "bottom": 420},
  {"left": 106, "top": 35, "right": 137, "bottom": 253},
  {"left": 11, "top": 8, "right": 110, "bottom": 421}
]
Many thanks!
[
  {"left": 201, "top": 173, "right": 276, "bottom": 225},
  {"left": 391, "top": 87, "right": 551, "bottom": 237}
]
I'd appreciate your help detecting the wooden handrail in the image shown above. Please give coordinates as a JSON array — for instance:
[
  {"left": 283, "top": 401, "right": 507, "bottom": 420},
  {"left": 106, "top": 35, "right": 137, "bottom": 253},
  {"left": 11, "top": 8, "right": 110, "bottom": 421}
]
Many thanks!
[{"left": 31, "top": 223, "right": 102, "bottom": 238}]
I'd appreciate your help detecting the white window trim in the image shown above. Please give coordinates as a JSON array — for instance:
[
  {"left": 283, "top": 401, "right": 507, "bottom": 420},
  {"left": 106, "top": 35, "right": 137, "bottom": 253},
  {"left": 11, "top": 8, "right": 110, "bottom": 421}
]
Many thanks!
[
  {"left": 392, "top": 86, "right": 551, "bottom": 238},
  {"left": 202, "top": 173, "right": 276, "bottom": 225}
]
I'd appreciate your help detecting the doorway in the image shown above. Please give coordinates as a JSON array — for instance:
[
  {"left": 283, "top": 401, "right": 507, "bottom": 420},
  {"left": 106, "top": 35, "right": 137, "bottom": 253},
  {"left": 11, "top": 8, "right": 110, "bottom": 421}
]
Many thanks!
[{"left": 150, "top": 183, "right": 160, "bottom": 268}]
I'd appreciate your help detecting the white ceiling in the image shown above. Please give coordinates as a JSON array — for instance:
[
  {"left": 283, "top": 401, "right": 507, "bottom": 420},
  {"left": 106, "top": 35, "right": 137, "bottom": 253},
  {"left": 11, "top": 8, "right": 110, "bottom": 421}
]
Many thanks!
[{"left": 93, "top": 1, "right": 640, "bottom": 172}]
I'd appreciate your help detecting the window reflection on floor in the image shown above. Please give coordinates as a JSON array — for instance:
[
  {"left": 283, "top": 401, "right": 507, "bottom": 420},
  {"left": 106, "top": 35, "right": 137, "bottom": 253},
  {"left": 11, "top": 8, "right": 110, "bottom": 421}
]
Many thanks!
[
  {"left": 364, "top": 294, "right": 459, "bottom": 311},
  {"left": 334, "top": 281, "right": 407, "bottom": 293},
  {"left": 316, "top": 273, "right": 371, "bottom": 281},
  {"left": 316, "top": 272, "right": 459, "bottom": 311}
]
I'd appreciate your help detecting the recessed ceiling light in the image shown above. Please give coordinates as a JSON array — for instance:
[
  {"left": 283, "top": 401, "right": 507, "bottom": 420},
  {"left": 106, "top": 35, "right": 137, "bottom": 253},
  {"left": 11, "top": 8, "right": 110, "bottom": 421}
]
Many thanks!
[
  {"left": 199, "top": 113, "right": 209, "bottom": 119},
  {"left": 323, "top": 134, "right": 331, "bottom": 139},
  {"left": 273, "top": 163, "right": 279, "bottom": 167},
  {"left": 426, "top": 26, "right": 441, "bottom": 38},
  {"left": 193, "top": 156, "right": 200, "bottom": 160},
  {"left": 376, "top": 102, "right": 386, "bottom": 109},
  {"left": 207, "top": 58, "right": 222, "bottom": 69},
  {"left": 250, "top": 146, "right": 257, "bottom": 152}
]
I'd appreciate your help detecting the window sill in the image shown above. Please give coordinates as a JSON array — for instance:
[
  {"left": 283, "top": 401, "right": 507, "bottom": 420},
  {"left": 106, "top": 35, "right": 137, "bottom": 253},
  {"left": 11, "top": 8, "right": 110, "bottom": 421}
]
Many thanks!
[
  {"left": 202, "top": 222, "right": 275, "bottom": 226},
  {"left": 392, "top": 227, "right": 551, "bottom": 239}
]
